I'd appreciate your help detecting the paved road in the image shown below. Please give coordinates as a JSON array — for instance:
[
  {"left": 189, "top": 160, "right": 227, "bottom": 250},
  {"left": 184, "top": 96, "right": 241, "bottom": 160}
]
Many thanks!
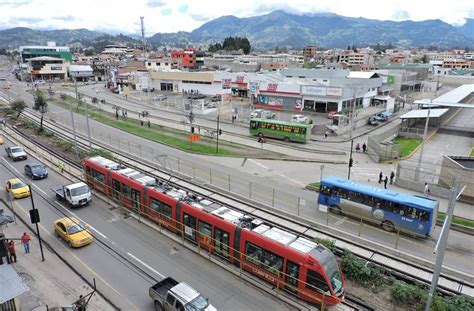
[{"left": 0, "top": 142, "right": 294, "bottom": 311}]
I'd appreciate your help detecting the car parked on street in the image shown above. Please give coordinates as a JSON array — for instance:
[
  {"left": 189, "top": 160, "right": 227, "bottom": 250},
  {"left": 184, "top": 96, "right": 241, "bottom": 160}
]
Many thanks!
[
  {"left": 24, "top": 163, "right": 48, "bottom": 180},
  {"left": 54, "top": 217, "right": 93, "bottom": 248},
  {"left": 153, "top": 94, "right": 167, "bottom": 101},
  {"left": 368, "top": 116, "right": 381, "bottom": 126},
  {"left": 250, "top": 109, "right": 276, "bottom": 119},
  {"left": 375, "top": 111, "right": 392, "bottom": 121},
  {"left": 291, "top": 114, "right": 308, "bottom": 123}
]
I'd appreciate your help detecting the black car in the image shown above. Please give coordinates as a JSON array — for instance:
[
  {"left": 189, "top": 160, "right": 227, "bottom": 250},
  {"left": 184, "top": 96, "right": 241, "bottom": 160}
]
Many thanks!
[{"left": 24, "top": 163, "right": 48, "bottom": 180}]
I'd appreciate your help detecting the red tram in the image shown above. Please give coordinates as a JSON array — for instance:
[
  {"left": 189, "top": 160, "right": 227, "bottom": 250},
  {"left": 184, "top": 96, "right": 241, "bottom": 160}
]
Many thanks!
[{"left": 83, "top": 156, "right": 345, "bottom": 306}]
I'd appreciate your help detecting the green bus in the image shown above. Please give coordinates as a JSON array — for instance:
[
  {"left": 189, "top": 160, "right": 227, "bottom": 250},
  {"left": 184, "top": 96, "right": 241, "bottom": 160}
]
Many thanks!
[{"left": 249, "top": 118, "right": 310, "bottom": 143}]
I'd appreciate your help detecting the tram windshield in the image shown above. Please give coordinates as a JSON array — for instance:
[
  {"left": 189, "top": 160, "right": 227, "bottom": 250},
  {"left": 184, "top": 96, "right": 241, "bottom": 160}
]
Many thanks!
[{"left": 323, "top": 256, "right": 343, "bottom": 295}]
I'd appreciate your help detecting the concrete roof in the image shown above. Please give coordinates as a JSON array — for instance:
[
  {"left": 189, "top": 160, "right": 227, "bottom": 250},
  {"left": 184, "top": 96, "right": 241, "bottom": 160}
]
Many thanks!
[
  {"left": 434, "top": 84, "right": 474, "bottom": 104},
  {"left": 400, "top": 109, "right": 449, "bottom": 119},
  {"left": 29, "top": 56, "right": 63, "bottom": 61},
  {"left": 347, "top": 71, "right": 380, "bottom": 79},
  {"left": 0, "top": 264, "right": 29, "bottom": 303},
  {"left": 281, "top": 68, "right": 349, "bottom": 78},
  {"left": 69, "top": 65, "right": 93, "bottom": 72}
]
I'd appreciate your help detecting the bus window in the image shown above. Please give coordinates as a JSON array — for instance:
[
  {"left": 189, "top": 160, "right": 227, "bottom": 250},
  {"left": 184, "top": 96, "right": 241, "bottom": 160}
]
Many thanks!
[
  {"left": 306, "top": 269, "right": 329, "bottom": 293},
  {"left": 262, "top": 249, "right": 283, "bottom": 275},
  {"left": 245, "top": 242, "right": 262, "bottom": 265}
]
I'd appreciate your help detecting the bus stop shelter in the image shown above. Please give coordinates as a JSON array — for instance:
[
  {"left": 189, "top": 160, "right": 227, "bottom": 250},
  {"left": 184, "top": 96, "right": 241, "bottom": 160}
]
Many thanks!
[{"left": 399, "top": 109, "right": 448, "bottom": 138}]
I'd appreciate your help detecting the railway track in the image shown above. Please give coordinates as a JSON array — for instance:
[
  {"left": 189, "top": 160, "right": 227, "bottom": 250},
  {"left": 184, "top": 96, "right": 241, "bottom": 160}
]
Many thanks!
[{"left": 5, "top": 105, "right": 474, "bottom": 306}]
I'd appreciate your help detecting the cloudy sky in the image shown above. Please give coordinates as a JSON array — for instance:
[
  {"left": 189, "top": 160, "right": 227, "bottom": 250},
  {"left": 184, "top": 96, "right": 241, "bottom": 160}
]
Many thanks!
[{"left": 1, "top": 0, "right": 473, "bottom": 35}]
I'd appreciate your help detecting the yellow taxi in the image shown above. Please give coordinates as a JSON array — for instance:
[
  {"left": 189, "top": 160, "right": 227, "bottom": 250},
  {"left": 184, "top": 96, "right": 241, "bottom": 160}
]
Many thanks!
[
  {"left": 0, "top": 134, "right": 4, "bottom": 144},
  {"left": 5, "top": 178, "right": 31, "bottom": 199},
  {"left": 54, "top": 217, "right": 93, "bottom": 248}
]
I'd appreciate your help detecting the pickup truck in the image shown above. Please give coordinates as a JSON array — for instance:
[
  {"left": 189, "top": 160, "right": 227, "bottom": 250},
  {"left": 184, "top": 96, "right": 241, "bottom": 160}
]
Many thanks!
[
  {"left": 53, "top": 182, "right": 92, "bottom": 207},
  {"left": 5, "top": 146, "right": 27, "bottom": 161},
  {"left": 149, "top": 277, "right": 216, "bottom": 311}
]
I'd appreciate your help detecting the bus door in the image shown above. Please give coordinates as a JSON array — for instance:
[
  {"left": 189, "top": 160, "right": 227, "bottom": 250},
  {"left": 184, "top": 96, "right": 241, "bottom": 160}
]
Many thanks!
[
  {"left": 183, "top": 213, "right": 197, "bottom": 243},
  {"left": 111, "top": 179, "right": 121, "bottom": 202},
  {"left": 285, "top": 260, "right": 300, "bottom": 294},
  {"left": 131, "top": 188, "right": 141, "bottom": 211},
  {"left": 214, "top": 227, "right": 230, "bottom": 259}
]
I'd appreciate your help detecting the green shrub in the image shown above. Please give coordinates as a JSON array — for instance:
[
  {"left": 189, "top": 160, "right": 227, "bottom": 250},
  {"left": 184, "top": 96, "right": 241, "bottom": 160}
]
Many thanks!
[
  {"left": 314, "top": 237, "right": 336, "bottom": 253},
  {"left": 84, "top": 148, "right": 114, "bottom": 160},
  {"left": 340, "top": 251, "right": 386, "bottom": 290},
  {"left": 444, "top": 295, "right": 474, "bottom": 311}
]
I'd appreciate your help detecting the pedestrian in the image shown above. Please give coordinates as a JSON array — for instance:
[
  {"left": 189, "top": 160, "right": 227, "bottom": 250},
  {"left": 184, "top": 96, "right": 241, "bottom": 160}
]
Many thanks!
[
  {"left": 58, "top": 161, "right": 65, "bottom": 174},
  {"left": 390, "top": 171, "right": 395, "bottom": 184},
  {"left": 147, "top": 120, "right": 151, "bottom": 128},
  {"left": 362, "top": 142, "right": 367, "bottom": 153},
  {"left": 378, "top": 172, "right": 383, "bottom": 184},
  {"left": 384, "top": 176, "right": 388, "bottom": 189},
  {"left": 75, "top": 295, "right": 86, "bottom": 311},
  {"left": 355, "top": 143, "right": 361, "bottom": 152},
  {"left": 424, "top": 183, "right": 431, "bottom": 196},
  {"left": 21, "top": 232, "right": 31, "bottom": 253},
  {"left": 0, "top": 234, "right": 10, "bottom": 265},
  {"left": 115, "top": 111, "right": 119, "bottom": 120},
  {"left": 324, "top": 131, "right": 329, "bottom": 139},
  {"left": 140, "top": 120, "right": 144, "bottom": 127},
  {"left": 8, "top": 240, "right": 17, "bottom": 263}
]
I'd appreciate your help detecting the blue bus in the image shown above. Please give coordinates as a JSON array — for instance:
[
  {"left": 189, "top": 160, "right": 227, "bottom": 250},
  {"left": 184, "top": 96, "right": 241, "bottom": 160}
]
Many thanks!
[{"left": 317, "top": 176, "right": 439, "bottom": 237}]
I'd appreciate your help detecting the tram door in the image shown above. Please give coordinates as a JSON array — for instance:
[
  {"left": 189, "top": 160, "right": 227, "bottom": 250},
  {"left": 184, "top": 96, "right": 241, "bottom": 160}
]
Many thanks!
[
  {"left": 131, "top": 189, "right": 140, "bottom": 211},
  {"left": 214, "top": 228, "right": 229, "bottom": 259},
  {"left": 285, "top": 260, "right": 300, "bottom": 294},
  {"left": 111, "top": 179, "right": 120, "bottom": 201},
  {"left": 183, "top": 213, "right": 196, "bottom": 242}
]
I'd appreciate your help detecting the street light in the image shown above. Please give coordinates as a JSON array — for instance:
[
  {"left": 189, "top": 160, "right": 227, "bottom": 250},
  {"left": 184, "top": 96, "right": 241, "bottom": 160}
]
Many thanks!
[{"left": 414, "top": 101, "right": 431, "bottom": 181}]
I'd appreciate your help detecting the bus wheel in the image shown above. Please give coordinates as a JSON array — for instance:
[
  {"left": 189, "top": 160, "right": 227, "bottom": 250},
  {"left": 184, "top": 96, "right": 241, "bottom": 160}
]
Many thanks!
[
  {"left": 258, "top": 132, "right": 264, "bottom": 138},
  {"left": 382, "top": 221, "right": 395, "bottom": 232},
  {"left": 330, "top": 205, "right": 342, "bottom": 215},
  {"left": 283, "top": 136, "right": 290, "bottom": 142}
]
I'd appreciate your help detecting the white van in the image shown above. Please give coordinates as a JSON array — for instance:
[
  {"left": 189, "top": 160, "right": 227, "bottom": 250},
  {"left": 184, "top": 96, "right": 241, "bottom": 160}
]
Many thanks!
[{"left": 291, "top": 114, "right": 308, "bottom": 123}]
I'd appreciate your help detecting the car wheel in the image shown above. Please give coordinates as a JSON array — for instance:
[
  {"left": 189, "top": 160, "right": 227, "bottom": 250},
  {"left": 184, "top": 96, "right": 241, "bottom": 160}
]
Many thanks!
[
  {"left": 154, "top": 301, "right": 164, "bottom": 311},
  {"left": 382, "top": 221, "right": 395, "bottom": 232},
  {"left": 67, "top": 241, "right": 73, "bottom": 248},
  {"left": 55, "top": 229, "right": 59, "bottom": 237},
  {"left": 283, "top": 136, "right": 290, "bottom": 142},
  {"left": 330, "top": 205, "right": 342, "bottom": 215}
]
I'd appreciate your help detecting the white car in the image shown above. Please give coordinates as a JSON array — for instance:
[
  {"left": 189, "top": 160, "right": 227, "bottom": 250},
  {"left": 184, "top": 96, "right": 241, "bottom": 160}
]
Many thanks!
[
  {"left": 153, "top": 94, "right": 167, "bottom": 101},
  {"left": 291, "top": 114, "right": 308, "bottom": 123},
  {"left": 250, "top": 109, "right": 276, "bottom": 119},
  {"left": 36, "top": 80, "right": 47, "bottom": 85}
]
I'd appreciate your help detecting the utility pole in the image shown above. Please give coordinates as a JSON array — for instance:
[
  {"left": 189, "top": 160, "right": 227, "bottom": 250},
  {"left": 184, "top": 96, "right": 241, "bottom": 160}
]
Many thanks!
[
  {"left": 348, "top": 139, "right": 354, "bottom": 179},
  {"left": 29, "top": 185, "right": 45, "bottom": 262},
  {"left": 425, "top": 181, "right": 463, "bottom": 311},
  {"left": 414, "top": 104, "right": 431, "bottom": 181},
  {"left": 69, "top": 78, "right": 80, "bottom": 159},
  {"left": 140, "top": 17, "right": 146, "bottom": 59},
  {"left": 216, "top": 115, "right": 220, "bottom": 153}
]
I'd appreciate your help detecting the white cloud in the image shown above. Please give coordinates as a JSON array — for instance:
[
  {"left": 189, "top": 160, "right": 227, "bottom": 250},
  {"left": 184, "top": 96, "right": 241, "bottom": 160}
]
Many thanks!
[{"left": 0, "top": 0, "right": 472, "bottom": 34}]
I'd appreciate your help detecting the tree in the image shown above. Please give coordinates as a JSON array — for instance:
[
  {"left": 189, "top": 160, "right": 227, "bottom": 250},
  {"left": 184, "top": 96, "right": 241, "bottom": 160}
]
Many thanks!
[
  {"left": 33, "top": 90, "right": 48, "bottom": 132},
  {"left": 10, "top": 99, "right": 27, "bottom": 119}
]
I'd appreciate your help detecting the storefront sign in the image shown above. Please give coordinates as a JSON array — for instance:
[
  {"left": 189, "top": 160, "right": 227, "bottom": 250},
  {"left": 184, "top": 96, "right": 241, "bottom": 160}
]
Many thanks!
[
  {"left": 267, "top": 83, "right": 278, "bottom": 92},
  {"left": 295, "top": 99, "right": 302, "bottom": 111},
  {"left": 222, "top": 78, "right": 231, "bottom": 88},
  {"left": 302, "top": 85, "right": 326, "bottom": 96},
  {"left": 326, "top": 87, "right": 342, "bottom": 97},
  {"left": 236, "top": 76, "right": 245, "bottom": 84}
]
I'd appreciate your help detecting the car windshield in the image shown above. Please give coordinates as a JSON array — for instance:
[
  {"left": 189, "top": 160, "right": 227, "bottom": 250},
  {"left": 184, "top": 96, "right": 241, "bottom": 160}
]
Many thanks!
[
  {"left": 185, "top": 295, "right": 209, "bottom": 311},
  {"left": 11, "top": 181, "right": 26, "bottom": 189},
  {"left": 323, "top": 257, "right": 343, "bottom": 295},
  {"left": 11, "top": 147, "right": 22, "bottom": 153},
  {"left": 71, "top": 185, "right": 89, "bottom": 196},
  {"left": 67, "top": 224, "right": 85, "bottom": 235},
  {"left": 30, "top": 165, "right": 44, "bottom": 172}
]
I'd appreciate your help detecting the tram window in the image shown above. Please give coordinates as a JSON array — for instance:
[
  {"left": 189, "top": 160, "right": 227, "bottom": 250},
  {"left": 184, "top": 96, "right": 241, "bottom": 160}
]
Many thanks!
[
  {"left": 306, "top": 269, "right": 329, "bottom": 293},
  {"left": 262, "top": 249, "right": 283, "bottom": 275},
  {"left": 92, "top": 169, "right": 105, "bottom": 185},
  {"left": 198, "top": 220, "right": 212, "bottom": 239},
  {"left": 245, "top": 242, "right": 262, "bottom": 265},
  {"left": 85, "top": 166, "right": 91, "bottom": 178},
  {"left": 150, "top": 198, "right": 172, "bottom": 219},
  {"left": 286, "top": 260, "right": 300, "bottom": 288},
  {"left": 121, "top": 183, "right": 131, "bottom": 198}
]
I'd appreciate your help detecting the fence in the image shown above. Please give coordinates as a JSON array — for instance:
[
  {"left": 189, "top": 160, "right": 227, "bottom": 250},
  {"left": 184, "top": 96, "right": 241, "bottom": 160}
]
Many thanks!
[{"left": 367, "top": 121, "right": 401, "bottom": 162}]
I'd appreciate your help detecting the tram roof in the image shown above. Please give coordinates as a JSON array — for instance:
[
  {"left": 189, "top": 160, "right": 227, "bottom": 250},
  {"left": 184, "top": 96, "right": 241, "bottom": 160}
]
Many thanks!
[
  {"left": 88, "top": 156, "right": 121, "bottom": 170},
  {"left": 322, "top": 176, "right": 438, "bottom": 210}
]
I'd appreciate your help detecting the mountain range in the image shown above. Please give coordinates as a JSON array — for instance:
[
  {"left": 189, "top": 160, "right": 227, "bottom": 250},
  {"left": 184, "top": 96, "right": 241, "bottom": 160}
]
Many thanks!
[{"left": 1, "top": 11, "right": 473, "bottom": 51}]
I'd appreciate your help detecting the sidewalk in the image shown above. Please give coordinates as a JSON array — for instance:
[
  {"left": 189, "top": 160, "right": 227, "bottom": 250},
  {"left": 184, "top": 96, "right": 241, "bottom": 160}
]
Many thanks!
[{"left": 0, "top": 216, "right": 114, "bottom": 310}]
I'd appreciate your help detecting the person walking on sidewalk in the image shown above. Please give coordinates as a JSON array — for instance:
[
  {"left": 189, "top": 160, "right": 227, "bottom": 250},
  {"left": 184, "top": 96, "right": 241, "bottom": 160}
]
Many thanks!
[
  {"left": 8, "top": 240, "right": 17, "bottom": 263},
  {"left": 362, "top": 142, "right": 367, "bottom": 153},
  {"left": 424, "top": 183, "right": 431, "bottom": 196},
  {"left": 390, "top": 171, "right": 395, "bottom": 185},
  {"left": 0, "top": 234, "right": 11, "bottom": 265},
  {"left": 58, "top": 161, "right": 65, "bottom": 174},
  {"left": 355, "top": 143, "right": 361, "bottom": 152},
  {"left": 384, "top": 176, "right": 388, "bottom": 189},
  {"left": 21, "top": 232, "right": 31, "bottom": 253},
  {"left": 324, "top": 131, "right": 329, "bottom": 139},
  {"left": 378, "top": 172, "right": 383, "bottom": 184}
]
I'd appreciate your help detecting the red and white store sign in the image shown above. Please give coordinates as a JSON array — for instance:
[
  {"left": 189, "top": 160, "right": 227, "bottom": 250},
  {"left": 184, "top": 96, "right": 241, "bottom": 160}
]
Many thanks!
[
  {"left": 236, "top": 76, "right": 245, "bottom": 84},
  {"left": 267, "top": 83, "right": 278, "bottom": 92}
]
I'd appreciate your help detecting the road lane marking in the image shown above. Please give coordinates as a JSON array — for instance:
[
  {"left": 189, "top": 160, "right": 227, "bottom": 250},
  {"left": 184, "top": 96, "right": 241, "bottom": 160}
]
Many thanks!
[
  {"left": 248, "top": 159, "right": 306, "bottom": 187},
  {"left": 127, "top": 252, "right": 165, "bottom": 279},
  {"left": 86, "top": 225, "right": 108, "bottom": 239},
  {"left": 32, "top": 183, "right": 48, "bottom": 195}
]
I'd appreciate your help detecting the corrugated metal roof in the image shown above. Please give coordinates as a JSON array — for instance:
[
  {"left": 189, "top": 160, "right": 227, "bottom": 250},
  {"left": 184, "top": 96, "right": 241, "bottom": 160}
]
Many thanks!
[
  {"left": 400, "top": 109, "right": 449, "bottom": 119},
  {"left": 434, "top": 84, "right": 474, "bottom": 104},
  {"left": 0, "top": 264, "right": 29, "bottom": 303},
  {"left": 347, "top": 71, "right": 380, "bottom": 79},
  {"left": 69, "top": 65, "right": 93, "bottom": 72}
]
